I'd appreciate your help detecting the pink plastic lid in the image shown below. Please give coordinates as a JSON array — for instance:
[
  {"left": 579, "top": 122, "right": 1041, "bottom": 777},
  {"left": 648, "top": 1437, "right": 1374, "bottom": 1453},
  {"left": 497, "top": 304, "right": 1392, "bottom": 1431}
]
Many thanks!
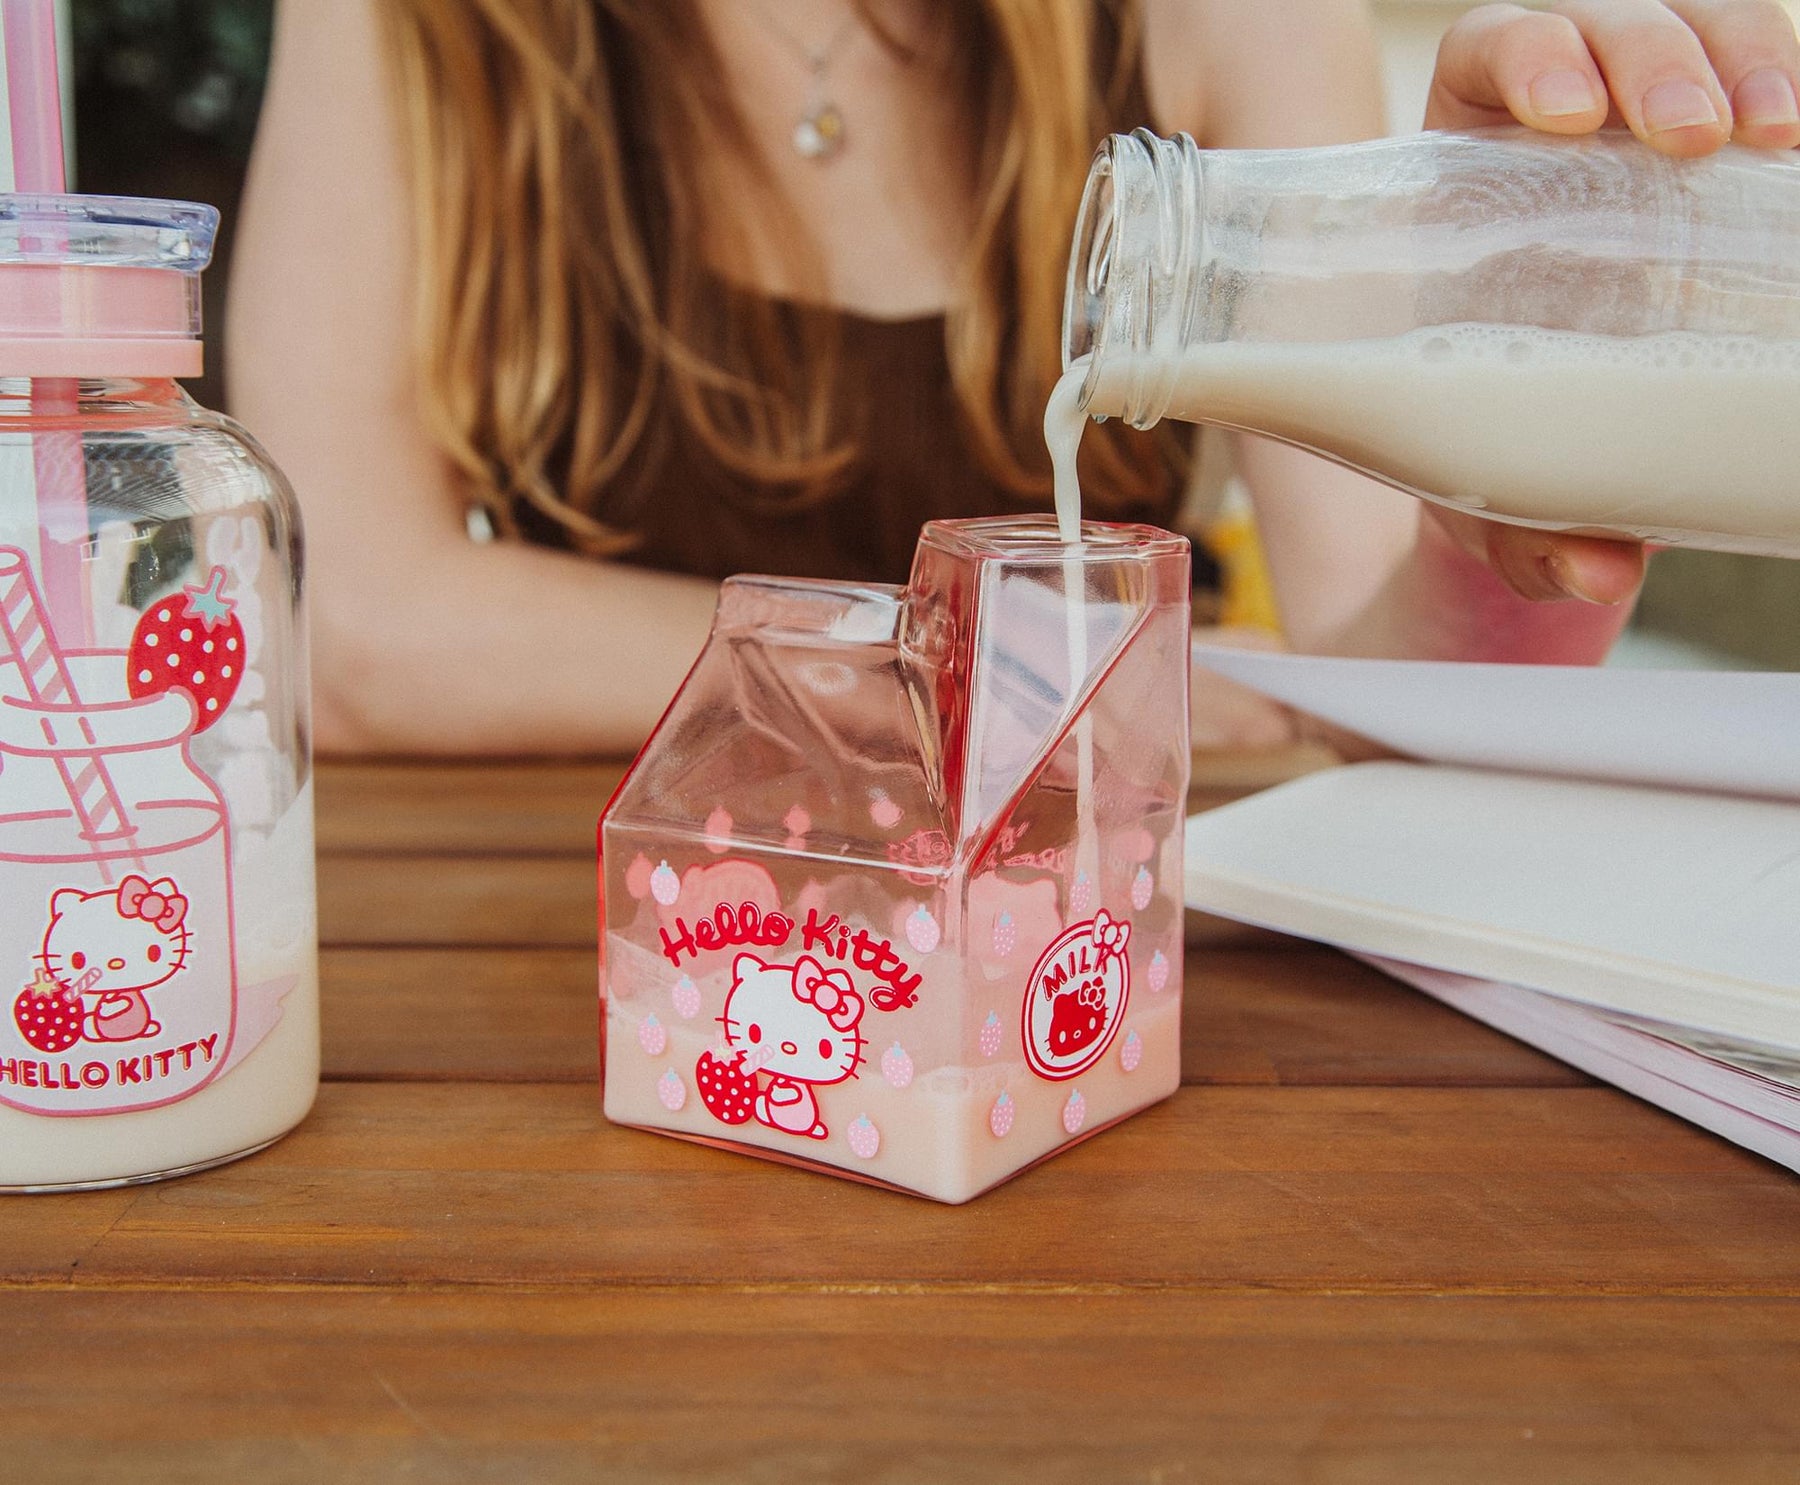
[{"left": 0, "top": 194, "right": 217, "bottom": 378}]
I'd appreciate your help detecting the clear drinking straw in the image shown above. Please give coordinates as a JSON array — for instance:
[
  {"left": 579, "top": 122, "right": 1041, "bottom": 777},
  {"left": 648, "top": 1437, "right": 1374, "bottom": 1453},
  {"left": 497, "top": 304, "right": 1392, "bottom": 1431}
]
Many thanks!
[{"left": 0, "top": 547, "right": 137, "bottom": 873}]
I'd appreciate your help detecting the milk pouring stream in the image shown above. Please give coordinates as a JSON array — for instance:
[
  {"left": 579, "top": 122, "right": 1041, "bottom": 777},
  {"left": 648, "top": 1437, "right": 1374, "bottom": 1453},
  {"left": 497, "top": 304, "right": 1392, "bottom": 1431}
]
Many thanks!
[{"left": 1057, "top": 128, "right": 1800, "bottom": 554}]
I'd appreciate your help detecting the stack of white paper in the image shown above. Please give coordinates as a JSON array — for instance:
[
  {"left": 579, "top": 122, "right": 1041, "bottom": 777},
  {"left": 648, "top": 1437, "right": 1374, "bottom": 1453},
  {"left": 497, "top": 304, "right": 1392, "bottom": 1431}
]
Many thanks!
[{"left": 1184, "top": 645, "right": 1800, "bottom": 1173}]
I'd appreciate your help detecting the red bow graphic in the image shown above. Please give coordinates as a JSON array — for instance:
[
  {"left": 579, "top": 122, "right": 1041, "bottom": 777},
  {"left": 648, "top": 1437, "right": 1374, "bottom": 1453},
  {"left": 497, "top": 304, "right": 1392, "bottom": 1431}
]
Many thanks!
[
  {"left": 118, "top": 875, "right": 188, "bottom": 933},
  {"left": 794, "top": 955, "right": 863, "bottom": 1031}
]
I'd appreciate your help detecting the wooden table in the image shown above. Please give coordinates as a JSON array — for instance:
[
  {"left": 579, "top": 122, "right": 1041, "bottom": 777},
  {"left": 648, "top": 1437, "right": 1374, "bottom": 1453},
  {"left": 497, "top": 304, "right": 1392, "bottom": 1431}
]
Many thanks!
[{"left": 6, "top": 752, "right": 1800, "bottom": 1482}]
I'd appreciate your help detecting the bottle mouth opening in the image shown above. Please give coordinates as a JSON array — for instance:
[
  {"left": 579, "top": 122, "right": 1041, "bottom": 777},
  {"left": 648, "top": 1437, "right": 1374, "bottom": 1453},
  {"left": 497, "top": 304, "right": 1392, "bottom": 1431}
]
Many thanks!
[
  {"left": 1062, "top": 142, "right": 1118, "bottom": 386},
  {"left": 919, "top": 515, "right": 1188, "bottom": 562},
  {"left": 1061, "top": 131, "right": 1210, "bottom": 432}
]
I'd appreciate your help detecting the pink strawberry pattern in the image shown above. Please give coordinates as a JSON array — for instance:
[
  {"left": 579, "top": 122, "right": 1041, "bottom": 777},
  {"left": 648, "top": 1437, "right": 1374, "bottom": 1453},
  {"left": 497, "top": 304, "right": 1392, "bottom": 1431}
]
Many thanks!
[
  {"left": 847, "top": 1114, "right": 881, "bottom": 1159},
  {"left": 992, "top": 910, "right": 1015, "bottom": 958},
  {"left": 657, "top": 1068, "right": 687, "bottom": 1111},
  {"left": 1130, "top": 866, "right": 1154, "bottom": 912},
  {"left": 1062, "top": 1088, "right": 1087, "bottom": 1135},
  {"left": 905, "top": 905, "right": 940, "bottom": 954},
  {"left": 638, "top": 1014, "right": 667, "bottom": 1057},
  {"left": 672, "top": 975, "right": 702, "bottom": 1020},
  {"left": 881, "top": 1041, "right": 914, "bottom": 1089},
  {"left": 1148, "top": 949, "right": 1170, "bottom": 993},
  {"left": 989, "top": 1090, "right": 1015, "bottom": 1138},
  {"left": 978, "top": 1011, "right": 1003, "bottom": 1059},
  {"left": 1120, "top": 1028, "right": 1142, "bottom": 1073},
  {"left": 649, "top": 861, "right": 680, "bottom": 907}
]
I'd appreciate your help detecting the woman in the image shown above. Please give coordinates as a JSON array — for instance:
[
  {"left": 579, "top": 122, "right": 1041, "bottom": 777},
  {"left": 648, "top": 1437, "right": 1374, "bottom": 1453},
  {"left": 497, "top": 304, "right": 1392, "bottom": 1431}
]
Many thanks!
[{"left": 229, "top": 0, "right": 1800, "bottom": 753}]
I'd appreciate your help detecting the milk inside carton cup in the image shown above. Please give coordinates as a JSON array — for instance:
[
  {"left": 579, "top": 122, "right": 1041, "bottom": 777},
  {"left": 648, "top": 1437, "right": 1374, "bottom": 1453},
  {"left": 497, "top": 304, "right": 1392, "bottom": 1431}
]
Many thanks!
[{"left": 599, "top": 517, "right": 1191, "bottom": 1203}]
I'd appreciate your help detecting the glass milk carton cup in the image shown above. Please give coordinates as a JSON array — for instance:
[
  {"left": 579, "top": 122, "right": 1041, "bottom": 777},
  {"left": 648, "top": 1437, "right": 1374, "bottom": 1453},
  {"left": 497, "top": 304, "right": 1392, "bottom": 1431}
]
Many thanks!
[
  {"left": 1064, "top": 128, "right": 1800, "bottom": 554},
  {"left": 600, "top": 517, "right": 1190, "bottom": 1203},
  {"left": 0, "top": 196, "right": 316, "bottom": 1190}
]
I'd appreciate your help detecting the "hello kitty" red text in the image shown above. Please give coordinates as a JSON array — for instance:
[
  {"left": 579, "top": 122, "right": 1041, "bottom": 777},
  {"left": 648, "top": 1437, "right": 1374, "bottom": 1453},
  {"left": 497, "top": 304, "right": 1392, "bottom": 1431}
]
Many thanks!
[
  {"left": 0, "top": 1033, "right": 221, "bottom": 1091},
  {"left": 800, "top": 909, "right": 920, "bottom": 1011},
  {"left": 660, "top": 901, "right": 795, "bottom": 968}
]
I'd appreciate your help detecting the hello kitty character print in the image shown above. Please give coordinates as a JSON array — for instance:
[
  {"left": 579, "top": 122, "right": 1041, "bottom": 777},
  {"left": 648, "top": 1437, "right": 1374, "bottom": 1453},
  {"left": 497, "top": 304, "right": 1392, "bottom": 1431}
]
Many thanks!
[
  {"left": 1022, "top": 910, "right": 1132, "bottom": 1081},
  {"left": 39, "top": 876, "right": 190, "bottom": 1042},
  {"left": 693, "top": 952, "right": 867, "bottom": 1141},
  {"left": 1, "top": 547, "right": 249, "bottom": 1117}
]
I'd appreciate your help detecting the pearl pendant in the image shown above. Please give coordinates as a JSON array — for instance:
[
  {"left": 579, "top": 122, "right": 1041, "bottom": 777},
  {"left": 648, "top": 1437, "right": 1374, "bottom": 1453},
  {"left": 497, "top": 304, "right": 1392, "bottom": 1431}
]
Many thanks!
[{"left": 792, "top": 102, "right": 845, "bottom": 160}]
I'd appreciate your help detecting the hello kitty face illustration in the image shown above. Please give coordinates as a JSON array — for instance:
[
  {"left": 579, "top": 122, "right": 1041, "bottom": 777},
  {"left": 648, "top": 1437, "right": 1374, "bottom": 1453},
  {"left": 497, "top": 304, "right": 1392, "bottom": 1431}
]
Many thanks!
[
  {"left": 721, "top": 953, "right": 866, "bottom": 1086},
  {"left": 1048, "top": 980, "right": 1108, "bottom": 1057},
  {"left": 39, "top": 876, "right": 191, "bottom": 996}
]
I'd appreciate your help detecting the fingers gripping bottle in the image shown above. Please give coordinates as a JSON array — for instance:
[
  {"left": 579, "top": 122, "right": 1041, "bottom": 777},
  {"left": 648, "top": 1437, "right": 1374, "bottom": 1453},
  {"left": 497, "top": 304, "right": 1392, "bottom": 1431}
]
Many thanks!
[
  {"left": 0, "top": 195, "right": 316, "bottom": 1190},
  {"left": 1064, "top": 127, "right": 1800, "bottom": 554}
]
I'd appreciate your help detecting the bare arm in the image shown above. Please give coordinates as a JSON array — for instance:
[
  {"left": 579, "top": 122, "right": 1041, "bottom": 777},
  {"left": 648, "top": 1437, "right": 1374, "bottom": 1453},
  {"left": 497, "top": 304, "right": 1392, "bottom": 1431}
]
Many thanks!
[{"left": 228, "top": 0, "right": 717, "bottom": 755}]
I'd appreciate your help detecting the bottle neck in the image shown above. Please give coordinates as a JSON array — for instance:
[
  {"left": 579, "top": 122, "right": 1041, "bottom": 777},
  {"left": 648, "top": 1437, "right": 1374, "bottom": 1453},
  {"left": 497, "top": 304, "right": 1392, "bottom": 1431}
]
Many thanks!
[
  {"left": 1063, "top": 129, "right": 1213, "bottom": 430},
  {"left": 0, "top": 376, "right": 192, "bottom": 424}
]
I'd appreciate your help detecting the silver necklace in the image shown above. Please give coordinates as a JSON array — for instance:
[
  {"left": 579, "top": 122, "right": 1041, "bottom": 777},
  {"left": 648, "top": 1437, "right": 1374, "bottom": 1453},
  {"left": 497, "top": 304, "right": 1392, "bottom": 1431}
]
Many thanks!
[{"left": 753, "top": 5, "right": 861, "bottom": 160}]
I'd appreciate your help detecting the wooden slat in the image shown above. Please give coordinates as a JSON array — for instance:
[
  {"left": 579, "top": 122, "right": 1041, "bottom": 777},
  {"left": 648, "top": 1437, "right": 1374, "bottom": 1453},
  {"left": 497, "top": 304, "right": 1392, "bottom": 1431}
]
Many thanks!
[
  {"left": 1185, "top": 946, "right": 1587, "bottom": 1087},
  {"left": 320, "top": 944, "right": 1583, "bottom": 1088},
  {"left": 9, "top": 1083, "right": 1795, "bottom": 1292},
  {"left": 319, "top": 854, "right": 597, "bottom": 947},
  {"left": 316, "top": 759, "right": 627, "bottom": 855},
  {"left": 321, "top": 947, "right": 598, "bottom": 1082},
  {"left": 3, "top": 1290, "right": 1798, "bottom": 1482}
]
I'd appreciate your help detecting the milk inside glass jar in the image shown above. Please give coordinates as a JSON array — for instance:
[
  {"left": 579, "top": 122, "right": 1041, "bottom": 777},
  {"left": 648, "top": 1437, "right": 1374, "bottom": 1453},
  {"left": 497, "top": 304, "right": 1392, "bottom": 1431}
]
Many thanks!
[{"left": 0, "top": 195, "right": 316, "bottom": 1190}]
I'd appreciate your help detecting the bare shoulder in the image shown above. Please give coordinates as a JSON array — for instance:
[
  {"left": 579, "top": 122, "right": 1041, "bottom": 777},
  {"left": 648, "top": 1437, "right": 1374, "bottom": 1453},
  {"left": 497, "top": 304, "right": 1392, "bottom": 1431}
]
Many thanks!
[{"left": 1138, "top": 0, "right": 1385, "bottom": 145}]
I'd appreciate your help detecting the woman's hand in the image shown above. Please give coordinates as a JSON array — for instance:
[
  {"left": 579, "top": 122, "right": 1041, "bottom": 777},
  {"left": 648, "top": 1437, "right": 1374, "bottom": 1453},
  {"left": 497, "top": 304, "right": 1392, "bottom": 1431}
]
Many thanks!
[
  {"left": 1422, "top": 0, "right": 1800, "bottom": 605},
  {"left": 1428, "top": 0, "right": 1800, "bottom": 150}
]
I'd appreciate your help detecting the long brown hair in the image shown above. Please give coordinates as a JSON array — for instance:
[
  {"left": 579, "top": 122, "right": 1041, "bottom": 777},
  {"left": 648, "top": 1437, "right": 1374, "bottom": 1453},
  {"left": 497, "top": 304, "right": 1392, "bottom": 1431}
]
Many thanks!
[{"left": 380, "top": 0, "right": 1182, "bottom": 554}]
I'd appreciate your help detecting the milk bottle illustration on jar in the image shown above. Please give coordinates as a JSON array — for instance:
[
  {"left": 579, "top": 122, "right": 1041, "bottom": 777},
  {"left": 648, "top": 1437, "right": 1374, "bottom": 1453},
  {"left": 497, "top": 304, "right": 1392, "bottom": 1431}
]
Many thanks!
[{"left": 2, "top": 550, "right": 243, "bottom": 1113}]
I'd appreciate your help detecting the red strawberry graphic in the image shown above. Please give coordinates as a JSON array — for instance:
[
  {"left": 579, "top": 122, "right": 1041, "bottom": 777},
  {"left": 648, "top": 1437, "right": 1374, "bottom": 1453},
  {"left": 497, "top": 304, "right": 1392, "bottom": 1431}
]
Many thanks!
[
  {"left": 14, "top": 973, "right": 83, "bottom": 1053},
  {"left": 695, "top": 1049, "right": 756, "bottom": 1125},
  {"left": 126, "top": 567, "right": 245, "bottom": 732}
]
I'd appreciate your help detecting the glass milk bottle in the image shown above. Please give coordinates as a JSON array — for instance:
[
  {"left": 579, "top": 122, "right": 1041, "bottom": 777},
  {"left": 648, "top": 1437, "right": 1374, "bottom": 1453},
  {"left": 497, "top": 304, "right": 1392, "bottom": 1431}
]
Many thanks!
[
  {"left": 0, "top": 195, "right": 316, "bottom": 1190},
  {"left": 600, "top": 517, "right": 1190, "bottom": 1204},
  {"left": 1063, "top": 127, "right": 1800, "bottom": 554}
]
